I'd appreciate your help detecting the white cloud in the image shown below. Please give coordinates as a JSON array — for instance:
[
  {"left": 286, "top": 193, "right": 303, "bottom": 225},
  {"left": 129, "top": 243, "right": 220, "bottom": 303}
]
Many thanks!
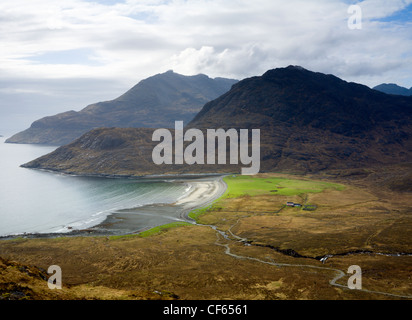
[
  {"left": 1, "top": 0, "right": 411, "bottom": 83},
  {"left": 0, "top": 0, "right": 411, "bottom": 132}
]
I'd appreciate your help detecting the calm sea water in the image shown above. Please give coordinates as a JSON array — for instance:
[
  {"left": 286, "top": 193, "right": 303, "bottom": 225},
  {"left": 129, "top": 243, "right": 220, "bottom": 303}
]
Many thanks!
[{"left": 0, "top": 137, "right": 189, "bottom": 237}]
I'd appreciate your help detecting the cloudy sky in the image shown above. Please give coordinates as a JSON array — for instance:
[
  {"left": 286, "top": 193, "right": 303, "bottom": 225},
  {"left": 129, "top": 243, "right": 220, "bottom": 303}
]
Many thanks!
[{"left": 1, "top": 0, "right": 411, "bottom": 135}]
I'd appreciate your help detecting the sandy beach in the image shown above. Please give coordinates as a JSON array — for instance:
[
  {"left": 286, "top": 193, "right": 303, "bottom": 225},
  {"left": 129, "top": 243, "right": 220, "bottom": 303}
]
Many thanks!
[
  {"left": 0, "top": 174, "right": 228, "bottom": 240},
  {"left": 89, "top": 175, "right": 227, "bottom": 236}
]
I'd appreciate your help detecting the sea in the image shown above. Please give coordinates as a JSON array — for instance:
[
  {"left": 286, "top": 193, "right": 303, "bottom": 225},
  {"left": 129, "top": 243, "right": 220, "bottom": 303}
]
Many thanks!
[{"left": 0, "top": 136, "right": 190, "bottom": 237}]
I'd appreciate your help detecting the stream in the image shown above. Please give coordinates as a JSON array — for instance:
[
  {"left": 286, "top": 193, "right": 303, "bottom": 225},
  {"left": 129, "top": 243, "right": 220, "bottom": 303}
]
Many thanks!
[{"left": 200, "top": 221, "right": 412, "bottom": 299}]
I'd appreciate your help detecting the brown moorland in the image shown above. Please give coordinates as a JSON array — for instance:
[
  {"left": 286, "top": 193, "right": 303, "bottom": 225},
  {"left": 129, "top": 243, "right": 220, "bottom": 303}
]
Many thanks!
[{"left": 0, "top": 172, "right": 410, "bottom": 300}]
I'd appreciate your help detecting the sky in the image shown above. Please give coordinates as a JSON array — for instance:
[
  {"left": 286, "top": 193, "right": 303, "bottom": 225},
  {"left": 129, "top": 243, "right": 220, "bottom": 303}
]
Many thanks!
[{"left": 0, "top": 0, "right": 411, "bottom": 135}]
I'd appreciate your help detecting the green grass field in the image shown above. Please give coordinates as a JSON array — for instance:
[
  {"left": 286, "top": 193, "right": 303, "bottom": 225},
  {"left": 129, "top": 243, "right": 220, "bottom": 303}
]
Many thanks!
[
  {"left": 187, "top": 174, "right": 345, "bottom": 222},
  {"left": 222, "top": 175, "right": 344, "bottom": 198},
  {"left": 136, "top": 175, "right": 345, "bottom": 234}
]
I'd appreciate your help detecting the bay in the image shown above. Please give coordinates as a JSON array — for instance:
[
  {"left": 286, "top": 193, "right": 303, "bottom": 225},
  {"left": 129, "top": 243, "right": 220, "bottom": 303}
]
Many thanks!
[{"left": 0, "top": 137, "right": 189, "bottom": 237}]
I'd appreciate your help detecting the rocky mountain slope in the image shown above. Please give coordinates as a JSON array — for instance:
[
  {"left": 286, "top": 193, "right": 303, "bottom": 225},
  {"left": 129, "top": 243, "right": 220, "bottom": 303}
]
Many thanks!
[
  {"left": 6, "top": 71, "right": 237, "bottom": 145},
  {"left": 22, "top": 66, "right": 412, "bottom": 176},
  {"left": 187, "top": 66, "right": 412, "bottom": 172}
]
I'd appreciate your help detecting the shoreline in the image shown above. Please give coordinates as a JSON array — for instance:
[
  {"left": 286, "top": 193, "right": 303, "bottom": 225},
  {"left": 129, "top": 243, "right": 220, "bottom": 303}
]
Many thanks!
[
  {"left": 20, "top": 165, "right": 233, "bottom": 181},
  {"left": 0, "top": 174, "right": 228, "bottom": 240}
]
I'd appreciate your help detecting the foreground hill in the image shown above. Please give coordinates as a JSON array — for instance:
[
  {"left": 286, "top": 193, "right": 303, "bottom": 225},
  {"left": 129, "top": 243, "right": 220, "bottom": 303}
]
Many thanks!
[
  {"left": 22, "top": 66, "right": 412, "bottom": 176},
  {"left": 6, "top": 71, "right": 237, "bottom": 145}
]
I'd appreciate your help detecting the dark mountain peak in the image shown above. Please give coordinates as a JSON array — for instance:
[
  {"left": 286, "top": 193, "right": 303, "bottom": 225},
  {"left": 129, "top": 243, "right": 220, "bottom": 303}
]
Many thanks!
[
  {"left": 264, "top": 65, "right": 313, "bottom": 74},
  {"left": 190, "top": 66, "right": 412, "bottom": 136},
  {"left": 284, "top": 65, "right": 309, "bottom": 72},
  {"left": 262, "top": 65, "right": 309, "bottom": 75},
  {"left": 289, "top": 65, "right": 306, "bottom": 69},
  {"left": 260, "top": 65, "right": 343, "bottom": 87},
  {"left": 262, "top": 65, "right": 306, "bottom": 77},
  {"left": 373, "top": 83, "right": 412, "bottom": 96}
]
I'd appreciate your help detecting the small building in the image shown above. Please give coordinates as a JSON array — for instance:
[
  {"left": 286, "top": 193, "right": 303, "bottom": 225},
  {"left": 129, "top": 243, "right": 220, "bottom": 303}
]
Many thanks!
[{"left": 286, "top": 202, "right": 302, "bottom": 207}]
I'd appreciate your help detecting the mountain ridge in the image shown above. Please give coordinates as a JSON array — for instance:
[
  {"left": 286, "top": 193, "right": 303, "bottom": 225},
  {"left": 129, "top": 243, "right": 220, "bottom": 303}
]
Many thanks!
[
  {"left": 373, "top": 83, "right": 412, "bottom": 96},
  {"left": 6, "top": 71, "right": 238, "bottom": 145},
  {"left": 22, "top": 66, "right": 412, "bottom": 176}
]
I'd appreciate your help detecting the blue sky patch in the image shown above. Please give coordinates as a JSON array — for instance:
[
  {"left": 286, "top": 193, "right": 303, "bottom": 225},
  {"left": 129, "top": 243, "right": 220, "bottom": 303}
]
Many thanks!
[
  {"left": 28, "top": 48, "right": 101, "bottom": 66},
  {"left": 373, "top": 3, "right": 412, "bottom": 24}
]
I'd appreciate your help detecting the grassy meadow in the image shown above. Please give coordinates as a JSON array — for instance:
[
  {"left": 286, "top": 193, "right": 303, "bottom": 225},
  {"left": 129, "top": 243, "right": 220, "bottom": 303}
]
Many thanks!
[{"left": 222, "top": 174, "right": 344, "bottom": 197}]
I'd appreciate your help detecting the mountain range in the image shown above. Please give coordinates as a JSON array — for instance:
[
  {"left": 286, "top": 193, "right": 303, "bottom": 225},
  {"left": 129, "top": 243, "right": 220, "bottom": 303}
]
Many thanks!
[
  {"left": 22, "top": 66, "right": 412, "bottom": 179},
  {"left": 373, "top": 83, "right": 412, "bottom": 96},
  {"left": 6, "top": 71, "right": 237, "bottom": 145}
]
